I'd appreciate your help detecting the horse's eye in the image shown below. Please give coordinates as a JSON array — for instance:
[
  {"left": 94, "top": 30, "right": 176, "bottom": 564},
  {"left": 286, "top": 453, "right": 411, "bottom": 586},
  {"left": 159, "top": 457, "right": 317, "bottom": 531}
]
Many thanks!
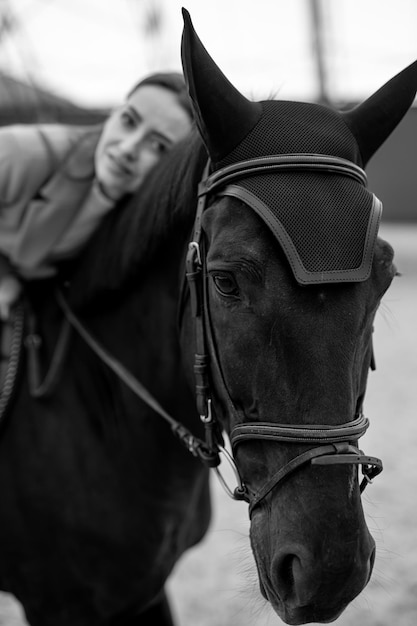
[{"left": 211, "top": 273, "right": 239, "bottom": 297}]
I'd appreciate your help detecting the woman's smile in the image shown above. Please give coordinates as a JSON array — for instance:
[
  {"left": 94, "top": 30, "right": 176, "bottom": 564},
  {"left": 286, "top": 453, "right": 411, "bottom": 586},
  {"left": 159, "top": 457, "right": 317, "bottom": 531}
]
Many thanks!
[{"left": 105, "top": 152, "right": 133, "bottom": 178}]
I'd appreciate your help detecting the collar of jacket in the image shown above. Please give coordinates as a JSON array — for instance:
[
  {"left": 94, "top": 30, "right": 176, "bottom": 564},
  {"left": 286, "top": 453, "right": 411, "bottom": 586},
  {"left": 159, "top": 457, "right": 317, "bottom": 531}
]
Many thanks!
[{"left": 41, "top": 124, "right": 103, "bottom": 181}]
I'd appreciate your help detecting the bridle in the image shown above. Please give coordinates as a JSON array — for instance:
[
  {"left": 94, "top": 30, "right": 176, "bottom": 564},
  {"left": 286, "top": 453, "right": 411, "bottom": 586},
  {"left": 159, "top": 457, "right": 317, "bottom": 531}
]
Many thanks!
[
  {"left": 56, "top": 153, "right": 383, "bottom": 514},
  {"left": 184, "top": 154, "right": 383, "bottom": 513}
]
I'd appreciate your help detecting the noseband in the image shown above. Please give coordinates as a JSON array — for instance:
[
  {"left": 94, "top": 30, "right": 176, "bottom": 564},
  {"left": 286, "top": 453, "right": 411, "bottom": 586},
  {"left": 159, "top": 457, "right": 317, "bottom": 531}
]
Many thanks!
[
  {"left": 186, "top": 154, "right": 383, "bottom": 512},
  {"left": 230, "top": 417, "right": 381, "bottom": 515}
]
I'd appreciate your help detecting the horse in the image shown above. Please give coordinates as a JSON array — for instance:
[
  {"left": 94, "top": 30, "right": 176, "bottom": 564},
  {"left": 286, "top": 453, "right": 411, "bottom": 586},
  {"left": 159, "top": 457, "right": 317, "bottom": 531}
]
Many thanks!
[{"left": 0, "top": 9, "right": 416, "bottom": 626}]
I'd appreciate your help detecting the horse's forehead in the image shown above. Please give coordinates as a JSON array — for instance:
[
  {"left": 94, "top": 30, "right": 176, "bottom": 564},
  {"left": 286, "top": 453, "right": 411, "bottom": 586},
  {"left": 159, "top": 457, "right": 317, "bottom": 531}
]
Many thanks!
[
  {"left": 202, "top": 202, "right": 265, "bottom": 263},
  {"left": 203, "top": 199, "right": 263, "bottom": 235}
]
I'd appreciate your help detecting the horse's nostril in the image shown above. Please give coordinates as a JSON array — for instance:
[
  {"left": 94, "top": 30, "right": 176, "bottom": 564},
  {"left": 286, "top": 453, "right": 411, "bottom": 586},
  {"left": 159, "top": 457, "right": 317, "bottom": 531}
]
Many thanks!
[
  {"left": 272, "top": 539, "right": 376, "bottom": 611},
  {"left": 274, "top": 553, "right": 299, "bottom": 602}
]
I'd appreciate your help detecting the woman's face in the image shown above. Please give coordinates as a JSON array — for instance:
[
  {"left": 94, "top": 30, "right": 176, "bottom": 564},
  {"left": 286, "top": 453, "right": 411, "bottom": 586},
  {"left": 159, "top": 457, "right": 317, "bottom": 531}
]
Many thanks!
[{"left": 95, "top": 84, "right": 192, "bottom": 200}]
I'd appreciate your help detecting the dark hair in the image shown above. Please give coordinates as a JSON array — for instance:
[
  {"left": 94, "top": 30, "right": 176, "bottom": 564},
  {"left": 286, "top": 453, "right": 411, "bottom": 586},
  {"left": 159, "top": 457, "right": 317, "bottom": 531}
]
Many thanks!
[{"left": 126, "top": 71, "right": 193, "bottom": 120}]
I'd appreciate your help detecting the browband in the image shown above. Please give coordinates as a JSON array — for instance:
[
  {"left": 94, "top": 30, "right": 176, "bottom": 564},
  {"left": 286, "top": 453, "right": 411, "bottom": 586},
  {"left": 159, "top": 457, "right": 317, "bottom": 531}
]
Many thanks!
[{"left": 198, "top": 154, "right": 368, "bottom": 197}]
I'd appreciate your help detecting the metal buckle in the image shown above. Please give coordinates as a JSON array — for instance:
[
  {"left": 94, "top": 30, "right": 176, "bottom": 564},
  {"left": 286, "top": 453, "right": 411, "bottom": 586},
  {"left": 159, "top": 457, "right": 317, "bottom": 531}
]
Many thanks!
[
  {"left": 188, "top": 241, "right": 202, "bottom": 267},
  {"left": 200, "top": 397, "right": 212, "bottom": 424}
]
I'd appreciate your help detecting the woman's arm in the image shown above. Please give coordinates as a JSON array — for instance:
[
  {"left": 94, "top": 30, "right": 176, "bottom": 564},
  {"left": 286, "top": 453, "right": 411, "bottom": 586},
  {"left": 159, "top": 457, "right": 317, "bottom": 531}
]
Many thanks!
[{"left": 0, "top": 125, "right": 56, "bottom": 207}]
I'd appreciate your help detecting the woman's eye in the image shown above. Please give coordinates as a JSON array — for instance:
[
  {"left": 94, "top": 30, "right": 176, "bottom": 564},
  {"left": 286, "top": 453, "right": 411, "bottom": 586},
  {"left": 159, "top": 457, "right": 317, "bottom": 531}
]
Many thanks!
[
  {"left": 212, "top": 274, "right": 239, "bottom": 297},
  {"left": 120, "top": 112, "right": 136, "bottom": 128},
  {"left": 147, "top": 137, "right": 168, "bottom": 154}
]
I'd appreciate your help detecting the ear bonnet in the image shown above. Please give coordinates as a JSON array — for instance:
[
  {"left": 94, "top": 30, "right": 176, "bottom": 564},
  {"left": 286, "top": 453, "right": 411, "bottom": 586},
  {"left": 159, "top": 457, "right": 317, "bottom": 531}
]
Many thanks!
[{"left": 181, "top": 9, "right": 417, "bottom": 284}]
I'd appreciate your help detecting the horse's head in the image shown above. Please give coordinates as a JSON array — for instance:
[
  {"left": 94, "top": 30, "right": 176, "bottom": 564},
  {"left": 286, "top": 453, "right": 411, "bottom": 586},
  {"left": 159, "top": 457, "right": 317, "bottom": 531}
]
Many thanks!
[{"left": 181, "top": 10, "right": 417, "bottom": 624}]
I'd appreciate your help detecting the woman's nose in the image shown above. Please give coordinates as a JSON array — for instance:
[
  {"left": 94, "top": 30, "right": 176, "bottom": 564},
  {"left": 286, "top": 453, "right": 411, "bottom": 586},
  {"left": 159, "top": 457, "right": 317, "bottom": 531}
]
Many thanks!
[{"left": 119, "top": 130, "right": 146, "bottom": 159}]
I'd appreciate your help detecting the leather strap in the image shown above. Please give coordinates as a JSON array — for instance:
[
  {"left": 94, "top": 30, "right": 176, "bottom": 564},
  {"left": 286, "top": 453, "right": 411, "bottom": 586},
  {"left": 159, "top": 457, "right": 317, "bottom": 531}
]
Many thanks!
[
  {"left": 198, "top": 154, "right": 368, "bottom": 196},
  {"left": 230, "top": 414, "right": 369, "bottom": 447},
  {"left": 246, "top": 442, "right": 382, "bottom": 516}
]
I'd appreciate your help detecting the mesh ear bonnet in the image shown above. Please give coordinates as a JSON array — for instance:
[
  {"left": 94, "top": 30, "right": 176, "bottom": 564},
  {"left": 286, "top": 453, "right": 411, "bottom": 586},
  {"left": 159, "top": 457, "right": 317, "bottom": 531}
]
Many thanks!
[{"left": 210, "top": 100, "right": 382, "bottom": 285}]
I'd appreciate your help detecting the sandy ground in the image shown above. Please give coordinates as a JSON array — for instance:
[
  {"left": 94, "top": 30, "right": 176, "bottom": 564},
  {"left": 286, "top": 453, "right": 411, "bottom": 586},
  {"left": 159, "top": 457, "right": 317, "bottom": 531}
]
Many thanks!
[{"left": 1, "top": 223, "right": 416, "bottom": 626}]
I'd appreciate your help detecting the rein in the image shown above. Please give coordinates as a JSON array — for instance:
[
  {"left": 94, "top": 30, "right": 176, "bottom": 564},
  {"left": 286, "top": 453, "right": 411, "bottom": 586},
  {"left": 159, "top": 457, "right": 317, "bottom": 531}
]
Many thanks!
[{"left": 56, "top": 290, "right": 223, "bottom": 470}]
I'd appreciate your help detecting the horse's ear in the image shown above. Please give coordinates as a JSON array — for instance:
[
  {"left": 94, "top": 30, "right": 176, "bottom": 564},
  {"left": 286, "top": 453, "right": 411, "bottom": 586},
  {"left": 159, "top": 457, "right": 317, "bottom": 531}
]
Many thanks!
[
  {"left": 181, "top": 8, "right": 262, "bottom": 163},
  {"left": 342, "top": 60, "right": 417, "bottom": 166}
]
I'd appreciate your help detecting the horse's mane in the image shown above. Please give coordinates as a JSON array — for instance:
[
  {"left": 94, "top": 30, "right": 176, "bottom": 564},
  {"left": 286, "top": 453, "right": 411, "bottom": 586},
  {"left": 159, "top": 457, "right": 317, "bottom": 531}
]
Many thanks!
[{"left": 67, "top": 129, "right": 207, "bottom": 311}]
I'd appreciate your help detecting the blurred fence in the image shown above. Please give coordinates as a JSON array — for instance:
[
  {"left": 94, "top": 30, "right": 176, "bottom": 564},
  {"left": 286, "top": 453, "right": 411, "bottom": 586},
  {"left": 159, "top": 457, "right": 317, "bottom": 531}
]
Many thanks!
[{"left": 366, "top": 107, "right": 416, "bottom": 222}]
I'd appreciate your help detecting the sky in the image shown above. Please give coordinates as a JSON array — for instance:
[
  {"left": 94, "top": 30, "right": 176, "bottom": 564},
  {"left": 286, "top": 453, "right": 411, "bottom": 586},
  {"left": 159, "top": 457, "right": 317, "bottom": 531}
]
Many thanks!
[{"left": 0, "top": 0, "right": 416, "bottom": 108}]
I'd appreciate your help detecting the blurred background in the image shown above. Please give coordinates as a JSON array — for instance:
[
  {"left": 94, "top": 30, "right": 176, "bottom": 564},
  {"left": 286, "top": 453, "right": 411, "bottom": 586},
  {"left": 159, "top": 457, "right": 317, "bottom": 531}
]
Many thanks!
[
  {"left": 0, "top": 2, "right": 416, "bottom": 625},
  {"left": 0, "top": 0, "right": 416, "bottom": 219}
]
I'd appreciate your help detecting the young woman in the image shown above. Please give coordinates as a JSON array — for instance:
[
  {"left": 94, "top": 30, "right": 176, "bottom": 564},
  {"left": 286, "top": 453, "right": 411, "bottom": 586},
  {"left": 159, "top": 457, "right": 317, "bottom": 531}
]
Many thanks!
[{"left": 0, "top": 72, "right": 193, "bottom": 319}]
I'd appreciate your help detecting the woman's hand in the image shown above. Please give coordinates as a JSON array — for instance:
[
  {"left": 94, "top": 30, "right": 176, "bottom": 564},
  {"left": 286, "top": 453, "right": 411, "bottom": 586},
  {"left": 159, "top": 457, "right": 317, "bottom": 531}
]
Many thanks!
[{"left": 0, "top": 274, "right": 22, "bottom": 321}]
